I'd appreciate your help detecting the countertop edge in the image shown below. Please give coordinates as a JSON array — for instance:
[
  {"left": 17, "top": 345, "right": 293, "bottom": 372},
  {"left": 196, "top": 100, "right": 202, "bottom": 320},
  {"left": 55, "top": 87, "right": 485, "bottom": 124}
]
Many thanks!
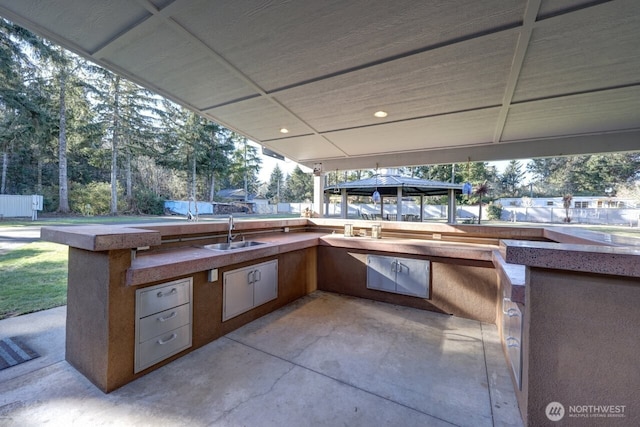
[
  {"left": 319, "top": 235, "right": 496, "bottom": 262},
  {"left": 41, "top": 226, "right": 161, "bottom": 251},
  {"left": 501, "top": 239, "right": 640, "bottom": 278}
]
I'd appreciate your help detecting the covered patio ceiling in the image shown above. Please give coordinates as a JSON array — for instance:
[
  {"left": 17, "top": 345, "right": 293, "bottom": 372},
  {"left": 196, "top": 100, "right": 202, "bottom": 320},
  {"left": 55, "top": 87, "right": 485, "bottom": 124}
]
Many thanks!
[{"left": 1, "top": 0, "right": 638, "bottom": 171}]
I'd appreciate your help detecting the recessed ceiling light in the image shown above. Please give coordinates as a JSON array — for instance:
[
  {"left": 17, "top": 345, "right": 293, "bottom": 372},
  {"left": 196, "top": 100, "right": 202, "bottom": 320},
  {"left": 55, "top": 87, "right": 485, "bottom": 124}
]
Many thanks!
[
  {"left": 280, "top": 128, "right": 289, "bottom": 134},
  {"left": 374, "top": 111, "right": 388, "bottom": 118}
]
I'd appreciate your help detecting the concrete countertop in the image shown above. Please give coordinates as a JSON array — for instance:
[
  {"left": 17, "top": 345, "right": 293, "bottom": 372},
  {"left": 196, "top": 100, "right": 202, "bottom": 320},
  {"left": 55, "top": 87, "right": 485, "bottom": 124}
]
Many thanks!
[
  {"left": 41, "top": 219, "right": 640, "bottom": 283},
  {"left": 126, "top": 231, "right": 502, "bottom": 286},
  {"left": 319, "top": 233, "right": 497, "bottom": 261},
  {"left": 500, "top": 239, "right": 640, "bottom": 278},
  {"left": 41, "top": 225, "right": 161, "bottom": 251},
  {"left": 127, "top": 232, "right": 324, "bottom": 286}
]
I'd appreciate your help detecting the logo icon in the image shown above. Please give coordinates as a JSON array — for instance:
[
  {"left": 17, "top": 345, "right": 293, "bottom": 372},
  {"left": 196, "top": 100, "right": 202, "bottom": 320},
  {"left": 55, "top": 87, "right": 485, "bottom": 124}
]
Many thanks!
[{"left": 546, "top": 402, "right": 565, "bottom": 421}]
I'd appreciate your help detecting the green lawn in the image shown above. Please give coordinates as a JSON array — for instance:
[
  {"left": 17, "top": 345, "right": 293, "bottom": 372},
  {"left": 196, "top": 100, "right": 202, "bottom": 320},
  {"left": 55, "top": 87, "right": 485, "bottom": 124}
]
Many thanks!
[{"left": 0, "top": 241, "right": 68, "bottom": 319}]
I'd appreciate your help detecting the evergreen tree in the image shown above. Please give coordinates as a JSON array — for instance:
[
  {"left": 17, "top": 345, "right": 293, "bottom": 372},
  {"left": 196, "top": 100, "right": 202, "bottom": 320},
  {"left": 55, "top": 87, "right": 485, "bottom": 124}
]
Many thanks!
[
  {"left": 227, "top": 138, "right": 262, "bottom": 198},
  {"left": 499, "top": 160, "right": 525, "bottom": 197},
  {"left": 528, "top": 154, "right": 640, "bottom": 196},
  {"left": 266, "top": 164, "right": 284, "bottom": 203},
  {"left": 284, "top": 166, "right": 313, "bottom": 202}
]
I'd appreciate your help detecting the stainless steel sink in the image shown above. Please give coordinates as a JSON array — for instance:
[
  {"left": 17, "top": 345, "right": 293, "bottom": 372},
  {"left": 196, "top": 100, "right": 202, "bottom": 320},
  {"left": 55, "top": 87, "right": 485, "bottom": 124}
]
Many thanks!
[{"left": 203, "top": 241, "right": 267, "bottom": 251}]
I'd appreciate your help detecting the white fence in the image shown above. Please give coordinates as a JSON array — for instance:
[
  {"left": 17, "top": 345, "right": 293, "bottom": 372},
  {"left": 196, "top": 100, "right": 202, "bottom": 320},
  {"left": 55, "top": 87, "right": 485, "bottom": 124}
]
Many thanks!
[
  {"left": 501, "top": 206, "right": 640, "bottom": 226},
  {"left": 162, "top": 199, "right": 640, "bottom": 226},
  {"left": 0, "top": 195, "right": 43, "bottom": 219}
]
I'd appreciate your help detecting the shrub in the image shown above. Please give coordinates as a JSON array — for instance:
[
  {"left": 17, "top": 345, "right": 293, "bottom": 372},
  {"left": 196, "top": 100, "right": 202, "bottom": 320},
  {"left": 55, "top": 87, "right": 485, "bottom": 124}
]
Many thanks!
[
  {"left": 40, "top": 185, "right": 59, "bottom": 213},
  {"left": 69, "top": 182, "right": 125, "bottom": 215},
  {"left": 486, "top": 202, "right": 503, "bottom": 220},
  {"left": 131, "top": 188, "right": 166, "bottom": 215}
]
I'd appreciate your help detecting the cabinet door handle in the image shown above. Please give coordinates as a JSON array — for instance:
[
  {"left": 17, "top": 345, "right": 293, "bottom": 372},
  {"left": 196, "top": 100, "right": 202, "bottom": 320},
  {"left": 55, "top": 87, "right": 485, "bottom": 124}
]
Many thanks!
[
  {"left": 157, "top": 288, "right": 178, "bottom": 298},
  {"left": 254, "top": 269, "right": 261, "bottom": 282},
  {"left": 397, "top": 262, "right": 408, "bottom": 274},
  {"left": 158, "top": 311, "right": 177, "bottom": 322},
  {"left": 391, "top": 260, "right": 398, "bottom": 273},
  {"left": 157, "top": 333, "right": 177, "bottom": 345},
  {"left": 247, "top": 271, "right": 254, "bottom": 284},
  {"left": 502, "top": 298, "right": 512, "bottom": 313}
]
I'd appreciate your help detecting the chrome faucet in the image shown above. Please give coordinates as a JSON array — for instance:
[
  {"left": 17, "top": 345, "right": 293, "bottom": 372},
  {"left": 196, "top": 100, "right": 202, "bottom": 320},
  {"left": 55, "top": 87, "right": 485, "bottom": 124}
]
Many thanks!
[{"left": 227, "top": 215, "right": 235, "bottom": 243}]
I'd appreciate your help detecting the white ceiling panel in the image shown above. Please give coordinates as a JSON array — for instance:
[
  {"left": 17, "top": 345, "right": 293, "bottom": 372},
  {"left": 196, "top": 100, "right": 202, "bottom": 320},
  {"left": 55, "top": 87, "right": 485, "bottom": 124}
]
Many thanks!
[
  {"left": 205, "top": 98, "right": 315, "bottom": 141},
  {"left": 1, "top": 0, "right": 638, "bottom": 170},
  {"left": 513, "top": 0, "right": 640, "bottom": 101},
  {"left": 325, "top": 108, "right": 501, "bottom": 157},
  {"left": 502, "top": 87, "right": 640, "bottom": 141},
  {"left": 0, "top": 0, "right": 149, "bottom": 53},
  {"left": 274, "top": 32, "right": 517, "bottom": 132},
  {"left": 265, "top": 135, "right": 347, "bottom": 163},
  {"left": 172, "top": 0, "right": 525, "bottom": 92},
  {"left": 103, "top": 20, "right": 256, "bottom": 110}
]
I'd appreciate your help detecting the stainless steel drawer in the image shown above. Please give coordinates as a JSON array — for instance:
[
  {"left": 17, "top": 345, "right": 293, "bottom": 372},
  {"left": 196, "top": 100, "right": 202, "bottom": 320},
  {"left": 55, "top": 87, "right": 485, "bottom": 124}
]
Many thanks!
[
  {"left": 138, "top": 279, "right": 191, "bottom": 318},
  {"left": 502, "top": 298, "right": 523, "bottom": 389},
  {"left": 136, "top": 324, "right": 191, "bottom": 372},
  {"left": 138, "top": 303, "right": 191, "bottom": 343}
]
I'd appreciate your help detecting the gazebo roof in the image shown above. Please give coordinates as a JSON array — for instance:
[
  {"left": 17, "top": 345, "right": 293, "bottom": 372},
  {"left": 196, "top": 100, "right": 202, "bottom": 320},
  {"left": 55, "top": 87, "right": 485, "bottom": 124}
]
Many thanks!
[{"left": 325, "top": 175, "right": 463, "bottom": 197}]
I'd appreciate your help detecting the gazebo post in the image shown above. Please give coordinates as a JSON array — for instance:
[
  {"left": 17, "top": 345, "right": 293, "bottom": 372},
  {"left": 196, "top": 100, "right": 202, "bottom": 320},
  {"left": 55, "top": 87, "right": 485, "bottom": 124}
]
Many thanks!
[
  {"left": 420, "top": 195, "right": 425, "bottom": 222},
  {"left": 397, "top": 186, "right": 403, "bottom": 221},
  {"left": 341, "top": 188, "right": 348, "bottom": 219},
  {"left": 313, "top": 173, "right": 325, "bottom": 218},
  {"left": 447, "top": 188, "right": 457, "bottom": 224},
  {"left": 379, "top": 196, "right": 384, "bottom": 219}
]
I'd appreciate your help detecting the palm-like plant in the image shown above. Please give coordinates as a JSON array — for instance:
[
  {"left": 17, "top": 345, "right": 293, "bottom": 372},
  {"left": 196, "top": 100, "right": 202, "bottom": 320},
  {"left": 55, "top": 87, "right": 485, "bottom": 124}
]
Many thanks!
[{"left": 474, "top": 181, "right": 490, "bottom": 224}]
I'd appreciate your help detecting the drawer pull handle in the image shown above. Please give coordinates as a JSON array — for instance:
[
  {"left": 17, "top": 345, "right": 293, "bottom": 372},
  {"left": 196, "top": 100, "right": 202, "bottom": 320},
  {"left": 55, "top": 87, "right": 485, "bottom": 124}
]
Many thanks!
[
  {"left": 157, "top": 333, "right": 177, "bottom": 345},
  {"left": 157, "top": 288, "right": 178, "bottom": 298},
  {"left": 506, "top": 308, "right": 520, "bottom": 317},
  {"left": 158, "top": 311, "right": 177, "bottom": 322},
  {"left": 506, "top": 336, "right": 520, "bottom": 347}
]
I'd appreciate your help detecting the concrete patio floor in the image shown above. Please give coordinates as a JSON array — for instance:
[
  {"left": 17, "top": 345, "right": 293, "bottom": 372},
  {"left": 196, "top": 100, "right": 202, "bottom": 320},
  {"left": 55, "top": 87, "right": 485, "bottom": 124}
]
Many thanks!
[{"left": 0, "top": 291, "right": 522, "bottom": 426}]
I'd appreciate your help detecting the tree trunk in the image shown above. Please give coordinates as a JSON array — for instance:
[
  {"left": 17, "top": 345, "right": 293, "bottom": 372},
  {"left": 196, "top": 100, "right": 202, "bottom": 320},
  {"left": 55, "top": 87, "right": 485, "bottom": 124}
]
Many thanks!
[
  {"left": 110, "top": 75, "right": 120, "bottom": 215},
  {"left": 209, "top": 174, "right": 215, "bottom": 202},
  {"left": 126, "top": 150, "right": 132, "bottom": 207},
  {"left": 1, "top": 151, "right": 7, "bottom": 194},
  {"left": 209, "top": 132, "right": 216, "bottom": 202},
  {"left": 58, "top": 70, "right": 70, "bottom": 213},
  {"left": 191, "top": 150, "right": 197, "bottom": 216}
]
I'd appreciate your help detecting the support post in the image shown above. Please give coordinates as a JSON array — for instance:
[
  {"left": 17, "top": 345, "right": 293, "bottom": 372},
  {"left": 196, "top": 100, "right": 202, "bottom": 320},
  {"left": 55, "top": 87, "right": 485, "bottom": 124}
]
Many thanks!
[
  {"left": 313, "top": 173, "right": 325, "bottom": 218},
  {"left": 341, "top": 188, "right": 348, "bottom": 219},
  {"left": 397, "top": 186, "right": 403, "bottom": 221},
  {"left": 447, "top": 189, "right": 457, "bottom": 224}
]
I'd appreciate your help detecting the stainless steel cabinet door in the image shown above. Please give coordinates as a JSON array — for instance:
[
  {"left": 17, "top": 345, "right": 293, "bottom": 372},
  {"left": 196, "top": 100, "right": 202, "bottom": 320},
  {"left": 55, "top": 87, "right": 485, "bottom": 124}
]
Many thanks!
[
  {"left": 367, "top": 255, "right": 430, "bottom": 298},
  {"left": 253, "top": 260, "right": 278, "bottom": 307},
  {"left": 223, "top": 266, "right": 254, "bottom": 321},
  {"left": 367, "top": 255, "right": 396, "bottom": 292},
  {"left": 394, "top": 258, "right": 429, "bottom": 298}
]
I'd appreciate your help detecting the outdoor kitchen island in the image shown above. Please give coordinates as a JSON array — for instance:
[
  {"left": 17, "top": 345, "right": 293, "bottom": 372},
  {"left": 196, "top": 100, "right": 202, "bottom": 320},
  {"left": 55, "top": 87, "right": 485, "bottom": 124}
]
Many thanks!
[{"left": 42, "top": 218, "right": 640, "bottom": 426}]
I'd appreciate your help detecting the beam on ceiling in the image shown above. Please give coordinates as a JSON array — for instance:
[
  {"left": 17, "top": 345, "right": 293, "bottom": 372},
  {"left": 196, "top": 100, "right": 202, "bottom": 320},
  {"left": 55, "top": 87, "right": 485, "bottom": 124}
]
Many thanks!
[
  {"left": 303, "top": 129, "right": 640, "bottom": 171},
  {"left": 492, "top": 0, "right": 542, "bottom": 143}
]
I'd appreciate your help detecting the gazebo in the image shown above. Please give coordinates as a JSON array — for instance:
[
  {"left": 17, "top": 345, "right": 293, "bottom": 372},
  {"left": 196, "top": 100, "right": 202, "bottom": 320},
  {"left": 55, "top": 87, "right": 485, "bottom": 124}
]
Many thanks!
[{"left": 324, "top": 174, "right": 463, "bottom": 223}]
